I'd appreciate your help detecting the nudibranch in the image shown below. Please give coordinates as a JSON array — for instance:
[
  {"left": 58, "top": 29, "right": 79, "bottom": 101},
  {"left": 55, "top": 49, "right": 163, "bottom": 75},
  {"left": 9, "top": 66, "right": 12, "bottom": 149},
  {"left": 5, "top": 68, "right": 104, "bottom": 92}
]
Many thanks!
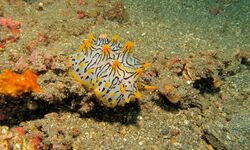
[{"left": 69, "top": 34, "right": 150, "bottom": 108}]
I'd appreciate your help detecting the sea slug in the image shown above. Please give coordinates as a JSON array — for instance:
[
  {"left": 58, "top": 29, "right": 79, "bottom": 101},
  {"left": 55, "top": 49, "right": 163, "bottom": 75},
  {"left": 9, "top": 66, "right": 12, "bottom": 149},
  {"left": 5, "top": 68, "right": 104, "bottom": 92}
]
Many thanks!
[{"left": 69, "top": 34, "right": 149, "bottom": 108}]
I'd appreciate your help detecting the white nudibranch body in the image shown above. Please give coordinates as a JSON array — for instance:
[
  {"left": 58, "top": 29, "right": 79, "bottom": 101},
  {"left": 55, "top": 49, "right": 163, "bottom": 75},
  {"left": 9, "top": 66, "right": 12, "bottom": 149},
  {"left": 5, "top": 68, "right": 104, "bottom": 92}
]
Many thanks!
[{"left": 70, "top": 34, "right": 148, "bottom": 108}]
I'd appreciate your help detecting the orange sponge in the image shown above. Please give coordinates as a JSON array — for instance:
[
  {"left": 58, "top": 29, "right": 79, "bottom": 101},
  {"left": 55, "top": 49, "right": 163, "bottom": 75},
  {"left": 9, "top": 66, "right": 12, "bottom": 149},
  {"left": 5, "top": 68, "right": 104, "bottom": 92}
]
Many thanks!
[{"left": 0, "top": 69, "right": 41, "bottom": 96}]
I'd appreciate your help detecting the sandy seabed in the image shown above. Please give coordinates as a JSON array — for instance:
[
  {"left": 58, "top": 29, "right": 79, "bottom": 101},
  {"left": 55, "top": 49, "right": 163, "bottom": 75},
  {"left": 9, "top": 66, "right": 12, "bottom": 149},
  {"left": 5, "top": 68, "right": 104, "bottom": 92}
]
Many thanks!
[{"left": 0, "top": 0, "right": 249, "bottom": 149}]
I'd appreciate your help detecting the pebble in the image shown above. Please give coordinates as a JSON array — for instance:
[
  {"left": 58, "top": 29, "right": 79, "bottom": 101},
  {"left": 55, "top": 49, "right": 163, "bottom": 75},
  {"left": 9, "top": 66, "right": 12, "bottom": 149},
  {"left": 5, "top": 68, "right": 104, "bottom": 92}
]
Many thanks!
[
  {"left": 38, "top": 2, "right": 44, "bottom": 11},
  {"left": 141, "top": 32, "right": 146, "bottom": 36},
  {"left": 139, "top": 141, "right": 143, "bottom": 145},
  {"left": 137, "top": 116, "right": 143, "bottom": 120}
]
